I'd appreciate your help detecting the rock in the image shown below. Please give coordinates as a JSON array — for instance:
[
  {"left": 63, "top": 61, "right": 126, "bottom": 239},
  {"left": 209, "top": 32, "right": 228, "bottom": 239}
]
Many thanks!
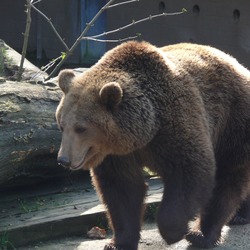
[{"left": 87, "top": 227, "right": 107, "bottom": 239}]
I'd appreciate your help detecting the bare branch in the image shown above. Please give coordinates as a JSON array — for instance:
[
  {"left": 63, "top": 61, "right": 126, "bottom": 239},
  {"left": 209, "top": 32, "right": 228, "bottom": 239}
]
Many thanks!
[
  {"left": 18, "top": 0, "right": 32, "bottom": 81},
  {"left": 108, "top": 0, "right": 139, "bottom": 9},
  {"left": 82, "top": 35, "right": 139, "bottom": 43},
  {"left": 46, "top": 0, "right": 116, "bottom": 79},
  {"left": 87, "top": 10, "right": 186, "bottom": 40},
  {"left": 34, "top": 0, "right": 186, "bottom": 80},
  {"left": 31, "top": 4, "right": 69, "bottom": 51},
  {"left": 41, "top": 55, "right": 62, "bottom": 72},
  {"left": 31, "top": 55, "right": 62, "bottom": 80},
  {"left": 32, "top": 0, "right": 42, "bottom": 5}
]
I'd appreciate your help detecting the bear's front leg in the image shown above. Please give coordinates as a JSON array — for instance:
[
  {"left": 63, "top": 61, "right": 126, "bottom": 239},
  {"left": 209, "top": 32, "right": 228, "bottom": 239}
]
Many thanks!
[{"left": 91, "top": 155, "right": 146, "bottom": 250}]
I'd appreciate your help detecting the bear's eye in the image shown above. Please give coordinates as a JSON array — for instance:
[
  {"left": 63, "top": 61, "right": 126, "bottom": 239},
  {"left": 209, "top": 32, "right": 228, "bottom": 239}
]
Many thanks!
[{"left": 74, "top": 126, "right": 86, "bottom": 134}]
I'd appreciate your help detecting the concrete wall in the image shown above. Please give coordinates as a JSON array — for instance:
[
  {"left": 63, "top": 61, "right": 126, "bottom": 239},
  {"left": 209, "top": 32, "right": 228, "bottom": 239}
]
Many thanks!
[
  {"left": 0, "top": 0, "right": 38, "bottom": 52},
  {"left": 106, "top": 0, "right": 250, "bottom": 68},
  {"left": 35, "top": 0, "right": 106, "bottom": 64},
  {"left": 0, "top": 0, "right": 106, "bottom": 65},
  {"left": 1, "top": 0, "right": 250, "bottom": 67}
]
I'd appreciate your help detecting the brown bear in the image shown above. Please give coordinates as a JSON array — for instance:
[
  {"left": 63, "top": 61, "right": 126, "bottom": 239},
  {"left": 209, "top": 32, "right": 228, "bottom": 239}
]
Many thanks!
[{"left": 56, "top": 41, "right": 250, "bottom": 249}]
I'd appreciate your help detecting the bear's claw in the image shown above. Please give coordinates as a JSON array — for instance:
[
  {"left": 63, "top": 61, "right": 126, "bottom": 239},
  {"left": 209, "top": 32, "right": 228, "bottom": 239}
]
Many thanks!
[
  {"left": 104, "top": 243, "right": 124, "bottom": 250},
  {"left": 186, "top": 231, "right": 219, "bottom": 249}
]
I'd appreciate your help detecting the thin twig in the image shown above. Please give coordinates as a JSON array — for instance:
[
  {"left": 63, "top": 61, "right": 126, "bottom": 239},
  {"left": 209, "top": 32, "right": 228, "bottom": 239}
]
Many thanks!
[
  {"left": 108, "top": 0, "right": 139, "bottom": 9},
  {"left": 31, "top": 55, "right": 62, "bottom": 80},
  {"left": 31, "top": 4, "right": 69, "bottom": 51},
  {"left": 82, "top": 35, "right": 138, "bottom": 43},
  {"left": 32, "top": 0, "right": 42, "bottom": 5},
  {"left": 87, "top": 10, "right": 186, "bottom": 40},
  {"left": 18, "top": 0, "right": 32, "bottom": 81}
]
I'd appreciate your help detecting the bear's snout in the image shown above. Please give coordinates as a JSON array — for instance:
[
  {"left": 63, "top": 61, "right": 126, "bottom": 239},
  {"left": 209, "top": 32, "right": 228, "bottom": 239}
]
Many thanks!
[{"left": 57, "top": 156, "right": 71, "bottom": 168}]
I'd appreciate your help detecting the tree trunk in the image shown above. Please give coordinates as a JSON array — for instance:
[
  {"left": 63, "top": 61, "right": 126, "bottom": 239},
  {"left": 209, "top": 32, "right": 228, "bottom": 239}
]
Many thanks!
[{"left": 0, "top": 79, "right": 63, "bottom": 188}]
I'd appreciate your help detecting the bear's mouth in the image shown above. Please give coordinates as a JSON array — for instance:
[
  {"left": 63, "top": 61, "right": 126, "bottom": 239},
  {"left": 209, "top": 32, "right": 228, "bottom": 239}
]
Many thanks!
[{"left": 70, "top": 147, "right": 95, "bottom": 170}]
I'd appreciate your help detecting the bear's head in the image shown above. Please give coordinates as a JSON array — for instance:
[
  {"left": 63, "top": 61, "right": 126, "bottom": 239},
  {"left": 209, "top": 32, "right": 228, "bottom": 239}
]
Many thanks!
[{"left": 56, "top": 42, "right": 160, "bottom": 170}]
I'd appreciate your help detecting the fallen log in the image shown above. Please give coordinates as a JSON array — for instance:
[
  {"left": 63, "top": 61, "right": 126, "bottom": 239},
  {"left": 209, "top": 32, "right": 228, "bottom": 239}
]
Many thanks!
[{"left": 0, "top": 79, "right": 63, "bottom": 187}]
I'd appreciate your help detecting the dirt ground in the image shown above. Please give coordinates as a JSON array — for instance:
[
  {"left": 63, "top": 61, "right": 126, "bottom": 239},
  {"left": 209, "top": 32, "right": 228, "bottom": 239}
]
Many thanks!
[{"left": 18, "top": 222, "right": 250, "bottom": 250}]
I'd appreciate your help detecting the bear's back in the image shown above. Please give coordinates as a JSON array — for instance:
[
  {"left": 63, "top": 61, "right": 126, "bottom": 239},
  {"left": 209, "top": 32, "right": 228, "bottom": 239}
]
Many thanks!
[
  {"left": 162, "top": 43, "right": 250, "bottom": 149},
  {"left": 161, "top": 43, "right": 250, "bottom": 84}
]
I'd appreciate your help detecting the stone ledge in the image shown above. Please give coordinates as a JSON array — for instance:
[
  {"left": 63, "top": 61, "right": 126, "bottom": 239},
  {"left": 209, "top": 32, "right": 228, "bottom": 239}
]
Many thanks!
[{"left": 0, "top": 176, "right": 163, "bottom": 248}]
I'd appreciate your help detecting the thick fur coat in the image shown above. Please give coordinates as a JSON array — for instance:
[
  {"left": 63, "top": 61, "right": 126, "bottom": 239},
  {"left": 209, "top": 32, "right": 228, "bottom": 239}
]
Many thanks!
[{"left": 56, "top": 41, "right": 250, "bottom": 249}]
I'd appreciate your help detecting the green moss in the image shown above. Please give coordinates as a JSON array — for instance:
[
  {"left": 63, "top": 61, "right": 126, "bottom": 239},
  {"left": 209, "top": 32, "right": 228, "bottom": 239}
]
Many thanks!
[
  {"left": 0, "top": 41, "right": 14, "bottom": 77},
  {"left": 0, "top": 46, "right": 5, "bottom": 76},
  {"left": 0, "top": 231, "right": 15, "bottom": 249},
  {"left": 0, "top": 100, "right": 21, "bottom": 113},
  {"left": 19, "top": 198, "right": 45, "bottom": 213}
]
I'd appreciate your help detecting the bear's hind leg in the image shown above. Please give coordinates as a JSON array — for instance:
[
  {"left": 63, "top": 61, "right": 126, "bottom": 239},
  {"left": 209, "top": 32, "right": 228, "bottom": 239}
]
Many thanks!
[
  {"left": 229, "top": 195, "right": 250, "bottom": 225},
  {"left": 91, "top": 155, "right": 146, "bottom": 250},
  {"left": 187, "top": 170, "right": 249, "bottom": 248},
  {"left": 156, "top": 169, "right": 214, "bottom": 246}
]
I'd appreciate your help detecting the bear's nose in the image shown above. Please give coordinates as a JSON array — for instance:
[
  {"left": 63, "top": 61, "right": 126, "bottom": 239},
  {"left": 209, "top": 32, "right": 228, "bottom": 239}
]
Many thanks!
[{"left": 57, "top": 156, "right": 71, "bottom": 167}]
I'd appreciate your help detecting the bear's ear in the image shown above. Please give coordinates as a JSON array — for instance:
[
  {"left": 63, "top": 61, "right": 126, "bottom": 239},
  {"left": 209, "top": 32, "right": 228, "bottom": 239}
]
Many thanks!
[
  {"left": 99, "top": 82, "right": 123, "bottom": 108},
  {"left": 58, "top": 69, "right": 75, "bottom": 94}
]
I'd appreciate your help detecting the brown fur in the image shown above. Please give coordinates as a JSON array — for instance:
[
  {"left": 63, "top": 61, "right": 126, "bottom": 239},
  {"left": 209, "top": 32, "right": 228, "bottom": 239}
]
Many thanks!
[{"left": 56, "top": 41, "right": 250, "bottom": 249}]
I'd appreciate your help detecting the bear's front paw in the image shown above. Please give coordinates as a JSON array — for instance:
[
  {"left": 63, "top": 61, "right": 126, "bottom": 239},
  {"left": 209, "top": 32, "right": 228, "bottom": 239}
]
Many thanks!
[
  {"left": 103, "top": 243, "right": 123, "bottom": 250},
  {"left": 104, "top": 242, "right": 137, "bottom": 250},
  {"left": 186, "top": 231, "right": 220, "bottom": 249}
]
